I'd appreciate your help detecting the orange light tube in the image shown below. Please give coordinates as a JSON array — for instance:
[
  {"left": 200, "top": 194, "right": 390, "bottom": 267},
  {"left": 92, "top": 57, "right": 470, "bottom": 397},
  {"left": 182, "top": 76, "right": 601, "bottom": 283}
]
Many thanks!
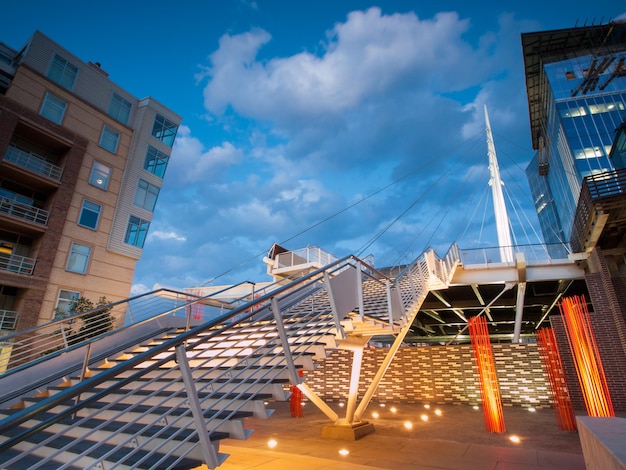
[
  {"left": 559, "top": 295, "right": 614, "bottom": 418},
  {"left": 536, "top": 328, "right": 577, "bottom": 431},
  {"left": 468, "top": 315, "right": 506, "bottom": 433}
]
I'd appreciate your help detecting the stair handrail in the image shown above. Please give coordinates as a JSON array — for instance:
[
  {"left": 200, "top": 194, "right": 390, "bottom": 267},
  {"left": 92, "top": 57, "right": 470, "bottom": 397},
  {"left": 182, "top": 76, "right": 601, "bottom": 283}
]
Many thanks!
[
  {"left": 0, "top": 278, "right": 294, "bottom": 378},
  {"left": 0, "top": 254, "right": 356, "bottom": 438}
]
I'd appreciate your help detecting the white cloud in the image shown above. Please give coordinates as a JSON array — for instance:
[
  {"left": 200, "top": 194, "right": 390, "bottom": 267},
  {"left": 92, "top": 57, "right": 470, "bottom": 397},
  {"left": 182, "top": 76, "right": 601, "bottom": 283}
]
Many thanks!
[
  {"left": 168, "top": 125, "right": 244, "bottom": 184},
  {"left": 149, "top": 230, "right": 187, "bottom": 242},
  {"left": 201, "top": 8, "right": 479, "bottom": 124}
]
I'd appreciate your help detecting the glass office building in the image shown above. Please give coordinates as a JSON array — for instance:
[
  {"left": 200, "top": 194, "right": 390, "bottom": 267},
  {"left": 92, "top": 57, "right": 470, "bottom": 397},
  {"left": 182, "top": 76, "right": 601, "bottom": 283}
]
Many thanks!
[{"left": 522, "top": 22, "right": 626, "bottom": 257}]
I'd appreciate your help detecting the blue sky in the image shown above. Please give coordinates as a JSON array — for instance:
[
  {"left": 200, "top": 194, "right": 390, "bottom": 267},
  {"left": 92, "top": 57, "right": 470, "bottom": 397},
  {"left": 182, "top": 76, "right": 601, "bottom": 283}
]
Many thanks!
[{"left": 5, "top": 1, "right": 626, "bottom": 292}]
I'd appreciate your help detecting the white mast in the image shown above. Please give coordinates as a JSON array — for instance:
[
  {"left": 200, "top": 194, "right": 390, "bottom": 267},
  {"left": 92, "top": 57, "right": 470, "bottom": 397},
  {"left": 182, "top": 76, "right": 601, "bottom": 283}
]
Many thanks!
[{"left": 484, "top": 105, "right": 514, "bottom": 263}]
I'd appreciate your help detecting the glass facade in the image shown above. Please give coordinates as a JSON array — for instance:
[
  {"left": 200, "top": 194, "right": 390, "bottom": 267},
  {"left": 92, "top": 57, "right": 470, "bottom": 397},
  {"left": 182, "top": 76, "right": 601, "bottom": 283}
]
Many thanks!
[{"left": 525, "top": 33, "right": 626, "bottom": 255}]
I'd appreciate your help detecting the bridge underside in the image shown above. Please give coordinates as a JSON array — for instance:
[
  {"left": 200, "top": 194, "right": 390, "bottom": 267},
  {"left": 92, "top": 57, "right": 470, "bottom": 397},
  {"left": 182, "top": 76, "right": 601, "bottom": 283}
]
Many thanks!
[{"left": 407, "top": 277, "right": 589, "bottom": 344}]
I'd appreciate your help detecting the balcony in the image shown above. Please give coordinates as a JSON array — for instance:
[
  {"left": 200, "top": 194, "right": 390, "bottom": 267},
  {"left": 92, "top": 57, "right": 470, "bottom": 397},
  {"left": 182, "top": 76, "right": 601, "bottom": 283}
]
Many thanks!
[
  {"left": 0, "top": 196, "right": 49, "bottom": 227},
  {"left": 3, "top": 145, "right": 63, "bottom": 182},
  {"left": 265, "top": 245, "right": 339, "bottom": 281},
  {"left": 0, "top": 252, "right": 36, "bottom": 275},
  {"left": 0, "top": 309, "right": 18, "bottom": 330},
  {"left": 570, "top": 169, "right": 626, "bottom": 253}
]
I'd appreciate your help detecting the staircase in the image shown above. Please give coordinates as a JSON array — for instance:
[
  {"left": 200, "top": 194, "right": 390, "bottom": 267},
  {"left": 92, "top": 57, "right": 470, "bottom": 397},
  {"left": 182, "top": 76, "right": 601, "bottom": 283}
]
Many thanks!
[{"left": 0, "top": 246, "right": 460, "bottom": 469}]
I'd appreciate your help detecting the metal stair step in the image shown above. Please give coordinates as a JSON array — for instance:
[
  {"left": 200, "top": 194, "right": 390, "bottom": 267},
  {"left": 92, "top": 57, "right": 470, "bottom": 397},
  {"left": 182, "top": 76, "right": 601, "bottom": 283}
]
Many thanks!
[{"left": 0, "top": 426, "right": 208, "bottom": 470}]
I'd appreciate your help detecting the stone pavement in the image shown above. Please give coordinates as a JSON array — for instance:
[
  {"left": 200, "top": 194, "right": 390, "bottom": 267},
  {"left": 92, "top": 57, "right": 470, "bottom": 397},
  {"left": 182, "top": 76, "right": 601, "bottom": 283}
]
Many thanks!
[{"left": 210, "top": 401, "right": 589, "bottom": 470}]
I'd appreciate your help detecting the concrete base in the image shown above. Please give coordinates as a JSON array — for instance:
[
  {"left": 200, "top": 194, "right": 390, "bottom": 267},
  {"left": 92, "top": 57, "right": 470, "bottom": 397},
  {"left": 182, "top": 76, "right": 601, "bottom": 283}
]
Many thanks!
[
  {"left": 577, "top": 416, "right": 626, "bottom": 470},
  {"left": 320, "top": 421, "right": 375, "bottom": 441}
]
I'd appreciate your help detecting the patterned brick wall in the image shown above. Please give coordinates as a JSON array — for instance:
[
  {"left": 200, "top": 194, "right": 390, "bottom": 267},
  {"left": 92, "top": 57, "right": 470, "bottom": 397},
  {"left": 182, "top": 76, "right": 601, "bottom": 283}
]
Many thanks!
[{"left": 306, "top": 342, "right": 551, "bottom": 408}]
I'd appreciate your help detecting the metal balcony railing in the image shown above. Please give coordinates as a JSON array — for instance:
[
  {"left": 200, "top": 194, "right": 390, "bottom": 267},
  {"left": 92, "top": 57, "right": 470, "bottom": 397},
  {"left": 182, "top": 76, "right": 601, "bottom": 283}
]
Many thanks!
[
  {"left": 570, "top": 169, "right": 626, "bottom": 253},
  {"left": 3, "top": 145, "right": 63, "bottom": 182},
  {"left": 0, "top": 310, "right": 18, "bottom": 330},
  {"left": 0, "top": 196, "right": 49, "bottom": 226},
  {"left": 275, "top": 246, "right": 337, "bottom": 269},
  {"left": 0, "top": 252, "right": 35, "bottom": 275}
]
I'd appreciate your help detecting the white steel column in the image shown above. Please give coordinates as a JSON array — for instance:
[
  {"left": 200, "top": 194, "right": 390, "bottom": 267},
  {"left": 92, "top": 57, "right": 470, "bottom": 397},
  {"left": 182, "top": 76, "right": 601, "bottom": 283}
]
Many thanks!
[{"left": 485, "top": 105, "right": 514, "bottom": 263}]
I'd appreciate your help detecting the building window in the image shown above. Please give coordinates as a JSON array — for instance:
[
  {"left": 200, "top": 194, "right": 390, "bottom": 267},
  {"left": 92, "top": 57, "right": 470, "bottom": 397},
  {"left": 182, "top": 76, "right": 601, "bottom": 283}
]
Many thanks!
[
  {"left": 99, "top": 125, "right": 120, "bottom": 153},
  {"left": 40, "top": 92, "right": 67, "bottom": 124},
  {"left": 125, "top": 216, "right": 150, "bottom": 248},
  {"left": 107, "top": 93, "right": 132, "bottom": 125},
  {"left": 144, "top": 145, "right": 169, "bottom": 178},
  {"left": 588, "top": 102, "right": 625, "bottom": 114},
  {"left": 89, "top": 161, "right": 111, "bottom": 190},
  {"left": 134, "top": 179, "right": 160, "bottom": 212},
  {"left": 151, "top": 114, "right": 178, "bottom": 147},
  {"left": 78, "top": 200, "right": 102, "bottom": 230},
  {"left": 55, "top": 289, "right": 80, "bottom": 318},
  {"left": 47, "top": 54, "right": 78, "bottom": 90},
  {"left": 66, "top": 242, "right": 91, "bottom": 274}
]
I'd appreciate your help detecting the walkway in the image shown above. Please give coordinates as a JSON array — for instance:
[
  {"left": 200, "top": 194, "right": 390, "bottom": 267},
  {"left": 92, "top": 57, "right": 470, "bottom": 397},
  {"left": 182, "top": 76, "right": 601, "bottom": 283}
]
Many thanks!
[{"left": 209, "top": 402, "right": 587, "bottom": 470}]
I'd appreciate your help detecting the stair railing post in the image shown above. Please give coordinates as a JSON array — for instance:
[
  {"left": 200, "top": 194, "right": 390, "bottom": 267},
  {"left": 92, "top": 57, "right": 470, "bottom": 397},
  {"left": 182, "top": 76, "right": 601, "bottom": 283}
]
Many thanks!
[
  {"left": 175, "top": 343, "right": 221, "bottom": 469},
  {"left": 270, "top": 297, "right": 300, "bottom": 385},
  {"left": 385, "top": 279, "right": 393, "bottom": 328},
  {"left": 271, "top": 296, "right": 339, "bottom": 422},
  {"left": 323, "top": 272, "right": 346, "bottom": 339},
  {"left": 71, "top": 342, "right": 92, "bottom": 419},
  {"left": 126, "top": 303, "right": 135, "bottom": 325},
  {"left": 356, "top": 262, "right": 365, "bottom": 321}
]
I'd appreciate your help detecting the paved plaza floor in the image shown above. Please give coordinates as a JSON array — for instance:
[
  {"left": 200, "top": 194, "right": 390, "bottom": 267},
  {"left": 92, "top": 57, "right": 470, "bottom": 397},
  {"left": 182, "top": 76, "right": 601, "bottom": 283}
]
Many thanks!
[{"left": 208, "top": 401, "right": 593, "bottom": 470}]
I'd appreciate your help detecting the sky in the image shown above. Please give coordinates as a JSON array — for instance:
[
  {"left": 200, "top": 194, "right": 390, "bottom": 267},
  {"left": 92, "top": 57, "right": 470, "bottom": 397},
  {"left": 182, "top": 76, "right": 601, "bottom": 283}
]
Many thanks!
[{"left": 4, "top": 1, "right": 626, "bottom": 292}]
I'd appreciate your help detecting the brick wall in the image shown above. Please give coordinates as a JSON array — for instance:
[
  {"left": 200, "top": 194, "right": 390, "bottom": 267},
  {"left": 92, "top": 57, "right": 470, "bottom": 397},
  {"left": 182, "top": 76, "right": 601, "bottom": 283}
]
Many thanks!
[
  {"left": 548, "top": 248, "right": 626, "bottom": 412},
  {"left": 306, "top": 342, "right": 551, "bottom": 408}
]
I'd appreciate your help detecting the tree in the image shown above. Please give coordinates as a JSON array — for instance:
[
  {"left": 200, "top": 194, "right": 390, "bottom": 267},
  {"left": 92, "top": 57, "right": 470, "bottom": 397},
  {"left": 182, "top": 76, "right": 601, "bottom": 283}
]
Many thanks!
[{"left": 44, "top": 296, "right": 114, "bottom": 356}]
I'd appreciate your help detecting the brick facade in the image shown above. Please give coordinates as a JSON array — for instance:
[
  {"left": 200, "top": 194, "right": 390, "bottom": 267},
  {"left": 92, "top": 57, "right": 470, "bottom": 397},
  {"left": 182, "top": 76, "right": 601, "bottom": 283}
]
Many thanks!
[
  {"left": 307, "top": 342, "right": 551, "bottom": 408},
  {"left": 549, "top": 248, "right": 626, "bottom": 412}
]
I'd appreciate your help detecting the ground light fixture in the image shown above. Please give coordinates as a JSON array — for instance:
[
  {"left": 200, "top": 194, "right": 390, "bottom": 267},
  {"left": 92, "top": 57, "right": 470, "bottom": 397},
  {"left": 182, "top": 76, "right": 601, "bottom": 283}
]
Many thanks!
[
  {"left": 434, "top": 409, "right": 442, "bottom": 416},
  {"left": 420, "top": 414, "right": 429, "bottom": 422},
  {"left": 509, "top": 435, "right": 521, "bottom": 444},
  {"left": 390, "top": 406, "right": 397, "bottom": 413},
  {"left": 372, "top": 411, "right": 380, "bottom": 418},
  {"left": 338, "top": 449, "right": 350, "bottom": 456},
  {"left": 403, "top": 421, "right": 413, "bottom": 429},
  {"left": 267, "top": 439, "right": 278, "bottom": 449}
]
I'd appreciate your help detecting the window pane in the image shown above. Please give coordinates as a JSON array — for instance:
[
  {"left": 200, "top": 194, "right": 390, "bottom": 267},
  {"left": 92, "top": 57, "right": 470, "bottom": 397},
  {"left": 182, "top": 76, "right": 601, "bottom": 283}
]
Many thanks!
[
  {"left": 151, "top": 114, "right": 178, "bottom": 147},
  {"left": 144, "top": 145, "right": 169, "bottom": 178},
  {"left": 40, "top": 93, "right": 67, "bottom": 124},
  {"left": 124, "top": 215, "right": 149, "bottom": 248},
  {"left": 66, "top": 242, "right": 91, "bottom": 274},
  {"left": 55, "top": 289, "right": 80, "bottom": 318},
  {"left": 134, "top": 179, "right": 160, "bottom": 211},
  {"left": 47, "top": 54, "right": 78, "bottom": 90},
  {"left": 107, "top": 93, "right": 132, "bottom": 125},
  {"left": 78, "top": 199, "right": 102, "bottom": 229},
  {"left": 99, "top": 125, "right": 120, "bottom": 153},
  {"left": 89, "top": 161, "right": 111, "bottom": 190}
]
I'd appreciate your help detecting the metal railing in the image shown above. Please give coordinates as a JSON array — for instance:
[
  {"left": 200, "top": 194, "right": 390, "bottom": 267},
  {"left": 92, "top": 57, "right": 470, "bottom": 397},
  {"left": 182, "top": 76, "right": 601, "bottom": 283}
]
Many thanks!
[
  {"left": 3, "top": 145, "right": 63, "bottom": 181},
  {"left": 0, "top": 196, "right": 49, "bottom": 226},
  {"left": 275, "top": 245, "right": 338, "bottom": 269},
  {"left": 0, "top": 252, "right": 36, "bottom": 275},
  {"left": 0, "top": 310, "right": 18, "bottom": 330},
  {"left": 570, "top": 168, "right": 626, "bottom": 253},
  {"left": 459, "top": 243, "right": 569, "bottom": 265},
  {"left": 0, "top": 249, "right": 458, "bottom": 469}
]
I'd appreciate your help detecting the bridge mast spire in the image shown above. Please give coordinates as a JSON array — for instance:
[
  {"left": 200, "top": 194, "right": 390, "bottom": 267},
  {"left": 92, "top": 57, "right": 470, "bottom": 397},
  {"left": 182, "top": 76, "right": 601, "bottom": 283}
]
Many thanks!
[{"left": 484, "top": 105, "right": 514, "bottom": 263}]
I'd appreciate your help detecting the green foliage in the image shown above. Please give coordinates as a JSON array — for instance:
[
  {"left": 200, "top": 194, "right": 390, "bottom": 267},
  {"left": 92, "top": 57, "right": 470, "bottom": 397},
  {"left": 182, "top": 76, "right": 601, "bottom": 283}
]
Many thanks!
[{"left": 50, "top": 296, "right": 114, "bottom": 348}]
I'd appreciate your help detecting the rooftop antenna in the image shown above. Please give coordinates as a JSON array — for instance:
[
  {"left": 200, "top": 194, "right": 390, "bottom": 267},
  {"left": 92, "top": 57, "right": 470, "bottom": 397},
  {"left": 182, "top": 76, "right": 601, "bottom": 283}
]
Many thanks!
[{"left": 485, "top": 105, "right": 514, "bottom": 263}]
